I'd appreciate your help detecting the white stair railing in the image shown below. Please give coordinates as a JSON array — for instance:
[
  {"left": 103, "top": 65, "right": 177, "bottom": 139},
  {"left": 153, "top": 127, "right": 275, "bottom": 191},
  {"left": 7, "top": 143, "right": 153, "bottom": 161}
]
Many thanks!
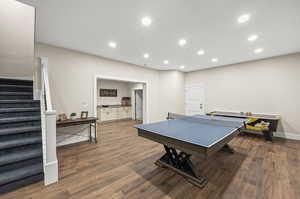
[
  {"left": 39, "top": 57, "right": 58, "bottom": 185},
  {"left": 41, "top": 57, "right": 53, "bottom": 111}
]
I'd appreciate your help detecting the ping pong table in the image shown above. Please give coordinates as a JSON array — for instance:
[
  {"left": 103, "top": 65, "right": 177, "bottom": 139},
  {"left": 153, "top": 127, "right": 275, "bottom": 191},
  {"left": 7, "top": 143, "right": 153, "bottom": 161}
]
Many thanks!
[{"left": 134, "top": 113, "right": 247, "bottom": 188}]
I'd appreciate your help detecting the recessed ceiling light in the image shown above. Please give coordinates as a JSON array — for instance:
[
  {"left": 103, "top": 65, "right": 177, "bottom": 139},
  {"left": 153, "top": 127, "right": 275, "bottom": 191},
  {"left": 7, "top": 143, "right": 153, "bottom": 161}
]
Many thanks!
[
  {"left": 211, "top": 58, "right": 218, "bottom": 63},
  {"left": 143, "top": 53, "right": 150, "bottom": 59},
  {"left": 254, "top": 48, "right": 263, "bottom": 54},
  {"left": 178, "top": 39, "right": 187, "bottom": 46},
  {"left": 164, "top": 60, "right": 169, "bottom": 64},
  {"left": 248, "top": 34, "right": 258, "bottom": 42},
  {"left": 238, "top": 14, "right": 251, "bottom": 24},
  {"left": 180, "top": 65, "right": 185, "bottom": 69},
  {"left": 108, "top": 41, "right": 117, "bottom": 48},
  {"left": 141, "top": 16, "right": 152, "bottom": 26},
  {"left": 197, "top": 50, "right": 205, "bottom": 55}
]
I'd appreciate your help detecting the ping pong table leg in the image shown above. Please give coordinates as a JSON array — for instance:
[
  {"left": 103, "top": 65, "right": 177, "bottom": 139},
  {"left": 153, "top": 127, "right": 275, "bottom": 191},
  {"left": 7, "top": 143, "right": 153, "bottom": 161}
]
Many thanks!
[
  {"left": 155, "top": 145, "right": 207, "bottom": 188},
  {"left": 220, "top": 144, "right": 235, "bottom": 153}
]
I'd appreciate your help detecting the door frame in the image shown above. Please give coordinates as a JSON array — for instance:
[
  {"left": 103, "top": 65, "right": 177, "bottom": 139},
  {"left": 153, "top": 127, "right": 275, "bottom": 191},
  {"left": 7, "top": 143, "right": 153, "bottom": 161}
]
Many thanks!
[
  {"left": 134, "top": 89, "right": 143, "bottom": 120},
  {"left": 93, "top": 75, "right": 149, "bottom": 124}
]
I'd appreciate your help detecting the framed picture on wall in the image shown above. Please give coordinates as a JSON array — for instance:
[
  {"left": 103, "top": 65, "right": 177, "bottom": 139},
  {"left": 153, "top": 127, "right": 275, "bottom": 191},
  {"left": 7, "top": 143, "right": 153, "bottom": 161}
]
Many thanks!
[{"left": 100, "top": 89, "right": 117, "bottom": 97}]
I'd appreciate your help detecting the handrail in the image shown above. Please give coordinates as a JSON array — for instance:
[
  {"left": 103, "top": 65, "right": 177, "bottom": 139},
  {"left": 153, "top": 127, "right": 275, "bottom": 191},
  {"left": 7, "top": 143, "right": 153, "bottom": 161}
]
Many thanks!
[{"left": 40, "top": 57, "right": 53, "bottom": 111}]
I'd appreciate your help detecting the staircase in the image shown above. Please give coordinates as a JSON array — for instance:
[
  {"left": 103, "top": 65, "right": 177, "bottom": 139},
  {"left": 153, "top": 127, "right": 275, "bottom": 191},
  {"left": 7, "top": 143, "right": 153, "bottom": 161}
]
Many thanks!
[{"left": 0, "top": 78, "right": 44, "bottom": 194}]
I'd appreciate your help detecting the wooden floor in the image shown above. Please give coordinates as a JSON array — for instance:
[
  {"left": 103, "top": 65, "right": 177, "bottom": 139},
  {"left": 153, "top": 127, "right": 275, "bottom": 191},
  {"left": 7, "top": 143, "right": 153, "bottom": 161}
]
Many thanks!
[{"left": 2, "top": 120, "right": 300, "bottom": 199}]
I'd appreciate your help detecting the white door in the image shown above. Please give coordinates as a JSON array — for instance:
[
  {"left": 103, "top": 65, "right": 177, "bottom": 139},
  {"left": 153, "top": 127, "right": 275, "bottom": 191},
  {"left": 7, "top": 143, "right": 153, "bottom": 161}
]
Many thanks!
[
  {"left": 185, "top": 84, "right": 205, "bottom": 115},
  {"left": 135, "top": 89, "right": 143, "bottom": 120}
]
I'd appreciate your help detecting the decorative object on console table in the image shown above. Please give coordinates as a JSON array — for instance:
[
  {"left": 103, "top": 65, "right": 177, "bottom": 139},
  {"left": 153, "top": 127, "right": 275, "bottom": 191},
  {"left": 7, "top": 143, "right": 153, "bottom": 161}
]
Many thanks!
[
  {"left": 81, "top": 111, "right": 88, "bottom": 119},
  {"left": 58, "top": 113, "right": 68, "bottom": 121},
  {"left": 70, "top": 113, "right": 77, "bottom": 120},
  {"left": 100, "top": 89, "right": 117, "bottom": 97},
  {"left": 121, "top": 97, "right": 131, "bottom": 106}
]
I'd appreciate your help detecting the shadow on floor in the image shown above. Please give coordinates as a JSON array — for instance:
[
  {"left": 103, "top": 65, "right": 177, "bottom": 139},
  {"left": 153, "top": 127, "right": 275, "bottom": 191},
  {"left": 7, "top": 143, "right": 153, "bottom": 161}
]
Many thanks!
[{"left": 132, "top": 149, "right": 247, "bottom": 199}]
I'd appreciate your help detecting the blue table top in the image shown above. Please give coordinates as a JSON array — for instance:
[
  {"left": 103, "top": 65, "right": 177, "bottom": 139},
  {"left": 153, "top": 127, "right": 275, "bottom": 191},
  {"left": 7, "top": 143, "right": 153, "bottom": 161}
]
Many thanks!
[{"left": 135, "top": 115, "right": 246, "bottom": 147}]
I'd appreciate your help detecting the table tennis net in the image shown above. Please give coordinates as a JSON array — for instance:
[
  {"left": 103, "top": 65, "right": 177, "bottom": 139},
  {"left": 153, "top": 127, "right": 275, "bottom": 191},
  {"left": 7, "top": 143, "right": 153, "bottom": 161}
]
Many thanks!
[{"left": 167, "top": 113, "right": 245, "bottom": 128}]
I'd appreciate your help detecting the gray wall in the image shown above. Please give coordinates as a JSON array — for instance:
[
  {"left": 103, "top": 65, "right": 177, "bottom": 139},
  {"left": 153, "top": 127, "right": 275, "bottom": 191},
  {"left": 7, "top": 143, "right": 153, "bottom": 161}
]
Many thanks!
[{"left": 0, "top": 0, "right": 35, "bottom": 79}]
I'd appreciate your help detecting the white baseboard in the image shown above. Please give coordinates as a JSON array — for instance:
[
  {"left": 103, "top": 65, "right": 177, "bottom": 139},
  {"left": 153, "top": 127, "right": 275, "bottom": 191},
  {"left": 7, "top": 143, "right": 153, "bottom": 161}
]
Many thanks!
[
  {"left": 274, "top": 132, "right": 300, "bottom": 141},
  {"left": 44, "top": 160, "right": 58, "bottom": 185}
]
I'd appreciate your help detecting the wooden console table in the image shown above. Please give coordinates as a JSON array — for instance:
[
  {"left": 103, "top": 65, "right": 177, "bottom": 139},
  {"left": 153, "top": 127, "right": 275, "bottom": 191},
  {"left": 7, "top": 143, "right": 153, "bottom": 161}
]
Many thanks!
[{"left": 57, "top": 117, "right": 98, "bottom": 143}]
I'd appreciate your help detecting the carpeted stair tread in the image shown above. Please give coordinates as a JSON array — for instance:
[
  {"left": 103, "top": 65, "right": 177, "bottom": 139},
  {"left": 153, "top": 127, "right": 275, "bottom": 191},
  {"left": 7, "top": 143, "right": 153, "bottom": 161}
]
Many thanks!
[
  {"left": 0, "top": 107, "right": 40, "bottom": 113},
  {"left": 0, "top": 135, "right": 42, "bottom": 150},
  {"left": 0, "top": 163, "right": 43, "bottom": 186},
  {"left": 0, "top": 92, "right": 33, "bottom": 96},
  {"left": 0, "top": 100, "right": 40, "bottom": 108},
  {"left": 0, "top": 146, "right": 42, "bottom": 166},
  {"left": 0, "top": 84, "right": 33, "bottom": 89},
  {"left": 0, "top": 174, "right": 43, "bottom": 194},
  {"left": 0, "top": 100, "right": 39, "bottom": 104},
  {"left": 0, "top": 116, "right": 41, "bottom": 124},
  {"left": 0, "top": 126, "right": 41, "bottom": 136},
  {"left": 0, "top": 78, "right": 33, "bottom": 86}
]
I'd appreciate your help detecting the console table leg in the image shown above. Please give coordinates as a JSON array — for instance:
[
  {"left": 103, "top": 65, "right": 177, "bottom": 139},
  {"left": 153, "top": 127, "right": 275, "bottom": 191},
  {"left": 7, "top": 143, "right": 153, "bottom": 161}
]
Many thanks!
[
  {"left": 89, "top": 124, "right": 92, "bottom": 143},
  {"left": 94, "top": 122, "right": 97, "bottom": 143}
]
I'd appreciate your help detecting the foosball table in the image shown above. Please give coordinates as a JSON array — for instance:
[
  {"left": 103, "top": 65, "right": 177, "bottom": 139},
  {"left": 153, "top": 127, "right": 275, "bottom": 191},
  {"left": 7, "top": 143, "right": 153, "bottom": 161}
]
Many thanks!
[{"left": 207, "top": 111, "right": 281, "bottom": 141}]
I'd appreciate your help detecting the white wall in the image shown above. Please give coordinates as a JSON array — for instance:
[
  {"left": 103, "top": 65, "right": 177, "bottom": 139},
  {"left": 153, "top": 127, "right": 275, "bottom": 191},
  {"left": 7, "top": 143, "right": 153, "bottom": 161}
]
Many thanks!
[
  {"left": 158, "top": 71, "right": 185, "bottom": 119},
  {"left": 35, "top": 43, "right": 300, "bottom": 142},
  {"left": 35, "top": 43, "right": 185, "bottom": 124},
  {"left": 97, "top": 79, "right": 131, "bottom": 106},
  {"left": 186, "top": 53, "right": 300, "bottom": 137},
  {"left": 0, "top": 0, "right": 35, "bottom": 79}
]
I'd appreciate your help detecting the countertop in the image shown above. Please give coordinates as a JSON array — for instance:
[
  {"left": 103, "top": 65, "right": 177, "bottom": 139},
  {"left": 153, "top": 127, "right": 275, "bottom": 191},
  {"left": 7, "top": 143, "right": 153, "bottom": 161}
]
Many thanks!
[{"left": 97, "top": 105, "right": 132, "bottom": 108}]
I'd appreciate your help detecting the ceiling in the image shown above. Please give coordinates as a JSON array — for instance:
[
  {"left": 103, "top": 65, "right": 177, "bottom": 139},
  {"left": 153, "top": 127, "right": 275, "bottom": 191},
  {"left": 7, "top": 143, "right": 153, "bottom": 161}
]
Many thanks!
[{"left": 19, "top": 0, "right": 300, "bottom": 72}]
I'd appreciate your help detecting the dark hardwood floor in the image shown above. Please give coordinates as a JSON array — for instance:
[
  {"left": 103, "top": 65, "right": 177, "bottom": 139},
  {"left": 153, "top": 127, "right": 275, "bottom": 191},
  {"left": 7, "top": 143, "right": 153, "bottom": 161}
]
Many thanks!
[{"left": 1, "top": 120, "right": 300, "bottom": 199}]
